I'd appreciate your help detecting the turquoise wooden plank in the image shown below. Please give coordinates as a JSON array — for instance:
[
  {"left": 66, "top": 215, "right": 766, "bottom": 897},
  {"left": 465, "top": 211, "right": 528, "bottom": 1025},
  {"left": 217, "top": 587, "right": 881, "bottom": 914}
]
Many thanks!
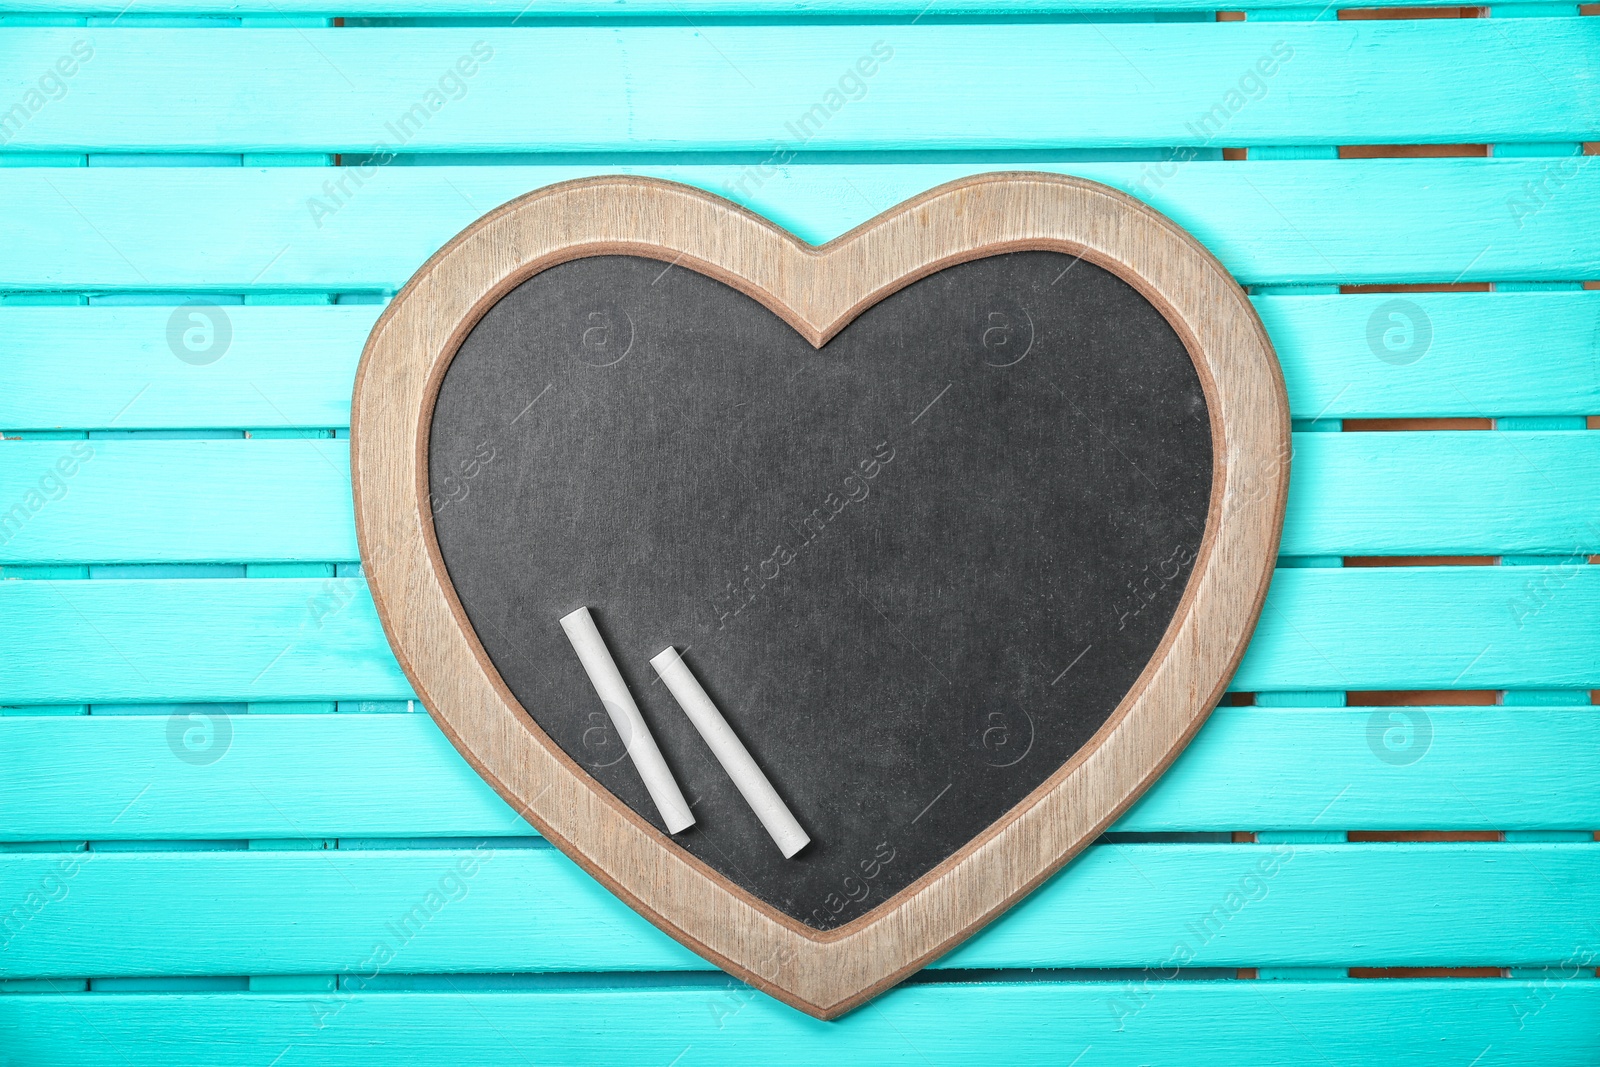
[
  {"left": 1283, "top": 432, "right": 1600, "bottom": 557},
  {"left": 0, "top": 578, "right": 415, "bottom": 704},
  {"left": 0, "top": 567, "right": 1596, "bottom": 702},
  {"left": 4, "top": 293, "right": 1599, "bottom": 431},
  {"left": 0, "top": 441, "right": 356, "bottom": 563},
  {"left": 2, "top": 161, "right": 1595, "bottom": 290},
  {"left": 1, "top": 844, "right": 1595, "bottom": 977},
  {"left": 3, "top": 24, "right": 1595, "bottom": 153},
  {"left": 1261, "top": 291, "right": 1600, "bottom": 420},
  {"left": 1, "top": 980, "right": 1595, "bottom": 1066},
  {"left": 0, "top": 306, "right": 377, "bottom": 432},
  {"left": 1119, "top": 706, "right": 1600, "bottom": 832},
  {"left": 4, "top": 706, "right": 1593, "bottom": 840},
  {"left": 3, "top": 432, "right": 1598, "bottom": 564},
  {"left": 1236, "top": 565, "right": 1600, "bottom": 691}
]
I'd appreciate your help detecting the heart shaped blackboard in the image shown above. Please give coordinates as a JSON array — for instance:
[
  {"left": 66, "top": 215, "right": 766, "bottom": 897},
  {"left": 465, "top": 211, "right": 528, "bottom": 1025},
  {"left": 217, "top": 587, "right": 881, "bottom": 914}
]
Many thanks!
[
  {"left": 352, "top": 173, "right": 1287, "bottom": 1017},
  {"left": 428, "top": 249, "right": 1210, "bottom": 927}
]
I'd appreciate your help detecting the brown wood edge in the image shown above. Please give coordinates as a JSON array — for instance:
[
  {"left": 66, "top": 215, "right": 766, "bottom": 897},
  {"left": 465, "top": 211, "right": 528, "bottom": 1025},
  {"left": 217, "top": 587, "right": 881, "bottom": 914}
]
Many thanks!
[{"left": 350, "top": 172, "right": 1290, "bottom": 1019}]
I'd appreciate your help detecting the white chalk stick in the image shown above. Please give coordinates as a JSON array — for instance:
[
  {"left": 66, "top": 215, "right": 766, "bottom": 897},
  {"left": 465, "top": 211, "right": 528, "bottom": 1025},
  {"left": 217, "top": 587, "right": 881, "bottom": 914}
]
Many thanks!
[
  {"left": 650, "top": 647, "right": 810, "bottom": 859},
  {"left": 559, "top": 608, "right": 695, "bottom": 835}
]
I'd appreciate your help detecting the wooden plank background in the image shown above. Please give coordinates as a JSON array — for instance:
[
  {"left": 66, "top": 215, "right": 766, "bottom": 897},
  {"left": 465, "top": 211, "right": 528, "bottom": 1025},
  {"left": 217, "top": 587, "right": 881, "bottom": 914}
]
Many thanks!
[{"left": 1, "top": 0, "right": 1598, "bottom": 1062}]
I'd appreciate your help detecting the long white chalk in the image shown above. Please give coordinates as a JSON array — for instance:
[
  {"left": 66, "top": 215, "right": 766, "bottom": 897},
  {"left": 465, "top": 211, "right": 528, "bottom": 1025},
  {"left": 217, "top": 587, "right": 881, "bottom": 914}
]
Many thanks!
[
  {"left": 650, "top": 647, "right": 810, "bottom": 859},
  {"left": 559, "top": 607, "right": 694, "bottom": 834}
]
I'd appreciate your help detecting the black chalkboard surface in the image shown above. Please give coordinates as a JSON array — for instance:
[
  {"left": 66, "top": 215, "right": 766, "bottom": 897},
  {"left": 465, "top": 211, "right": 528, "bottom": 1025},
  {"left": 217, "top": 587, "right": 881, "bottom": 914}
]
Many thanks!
[{"left": 428, "top": 250, "right": 1211, "bottom": 929}]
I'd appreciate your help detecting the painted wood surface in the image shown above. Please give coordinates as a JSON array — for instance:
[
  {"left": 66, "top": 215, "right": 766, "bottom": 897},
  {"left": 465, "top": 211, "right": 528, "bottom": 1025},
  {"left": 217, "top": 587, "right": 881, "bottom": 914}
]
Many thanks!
[
  {"left": 0, "top": 566, "right": 1594, "bottom": 703},
  {"left": 5, "top": 24, "right": 1596, "bottom": 152},
  {"left": 4, "top": 707, "right": 1597, "bottom": 839},
  {"left": 5, "top": 291, "right": 1599, "bottom": 430},
  {"left": 2, "top": 844, "right": 1595, "bottom": 976},
  {"left": 1, "top": 981, "right": 1596, "bottom": 1067},
  {"left": 2, "top": 160, "right": 1595, "bottom": 290},
  {"left": 2, "top": 432, "right": 1597, "bottom": 563},
  {"left": 1254, "top": 291, "right": 1600, "bottom": 420},
  {"left": 1282, "top": 432, "right": 1600, "bottom": 556},
  {"left": 0, "top": 307, "right": 374, "bottom": 432},
  {"left": 2, "top": 0, "right": 1596, "bottom": 1055}
]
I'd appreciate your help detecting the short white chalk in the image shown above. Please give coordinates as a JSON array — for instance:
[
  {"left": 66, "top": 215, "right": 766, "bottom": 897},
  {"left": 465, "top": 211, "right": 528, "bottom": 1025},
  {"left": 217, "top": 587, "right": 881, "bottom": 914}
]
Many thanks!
[
  {"left": 650, "top": 647, "right": 810, "bottom": 859},
  {"left": 559, "top": 607, "right": 695, "bottom": 834}
]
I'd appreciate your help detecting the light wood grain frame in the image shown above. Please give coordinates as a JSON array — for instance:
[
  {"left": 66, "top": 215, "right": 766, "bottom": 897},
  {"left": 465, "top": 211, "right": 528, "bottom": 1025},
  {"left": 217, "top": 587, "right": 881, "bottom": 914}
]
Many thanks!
[{"left": 350, "top": 172, "right": 1289, "bottom": 1020}]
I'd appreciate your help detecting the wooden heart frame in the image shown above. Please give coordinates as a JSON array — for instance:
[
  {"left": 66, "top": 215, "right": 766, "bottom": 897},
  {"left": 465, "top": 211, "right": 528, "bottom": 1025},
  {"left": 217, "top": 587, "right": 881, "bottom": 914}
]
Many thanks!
[{"left": 350, "top": 172, "right": 1289, "bottom": 1019}]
